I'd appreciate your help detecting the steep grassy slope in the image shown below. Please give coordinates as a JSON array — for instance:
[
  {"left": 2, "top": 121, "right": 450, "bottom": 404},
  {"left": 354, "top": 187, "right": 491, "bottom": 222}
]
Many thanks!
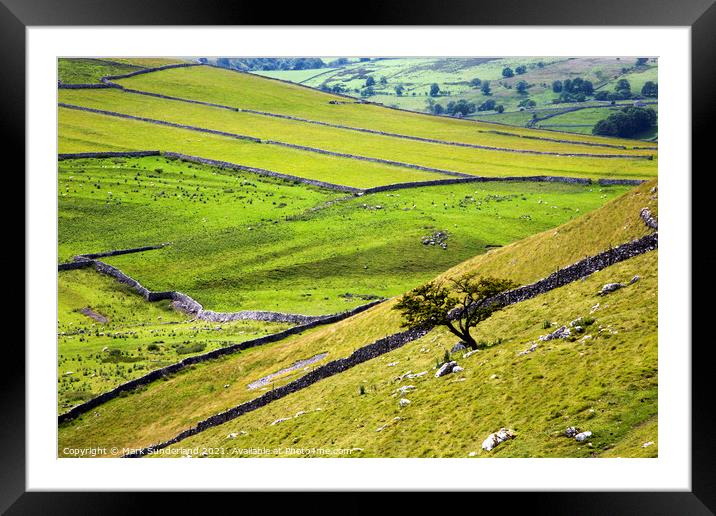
[
  {"left": 57, "top": 180, "right": 656, "bottom": 457},
  {"left": 58, "top": 156, "right": 631, "bottom": 314},
  {"left": 114, "top": 65, "right": 656, "bottom": 150},
  {"left": 58, "top": 268, "right": 291, "bottom": 411},
  {"left": 163, "top": 250, "right": 657, "bottom": 458}
]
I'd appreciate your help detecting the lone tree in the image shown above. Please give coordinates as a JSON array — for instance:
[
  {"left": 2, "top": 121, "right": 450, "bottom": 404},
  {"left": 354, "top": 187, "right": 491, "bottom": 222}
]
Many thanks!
[{"left": 393, "top": 274, "right": 517, "bottom": 350}]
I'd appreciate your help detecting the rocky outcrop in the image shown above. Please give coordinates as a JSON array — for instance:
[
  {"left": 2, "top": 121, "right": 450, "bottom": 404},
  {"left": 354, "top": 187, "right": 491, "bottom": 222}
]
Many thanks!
[
  {"left": 598, "top": 283, "right": 626, "bottom": 295},
  {"left": 640, "top": 207, "right": 658, "bottom": 230},
  {"left": 435, "top": 361, "right": 459, "bottom": 377},
  {"left": 539, "top": 325, "right": 571, "bottom": 341},
  {"left": 481, "top": 428, "right": 516, "bottom": 451}
]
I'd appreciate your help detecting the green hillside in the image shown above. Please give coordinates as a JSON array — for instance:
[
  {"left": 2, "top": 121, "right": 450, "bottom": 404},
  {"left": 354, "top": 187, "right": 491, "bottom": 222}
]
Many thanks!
[
  {"left": 56, "top": 58, "right": 659, "bottom": 460},
  {"left": 59, "top": 156, "right": 631, "bottom": 315},
  {"left": 58, "top": 180, "right": 657, "bottom": 457},
  {"left": 164, "top": 250, "right": 657, "bottom": 458},
  {"left": 248, "top": 57, "right": 658, "bottom": 139},
  {"left": 58, "top": 268, "right": 291, "bottom": 411}
]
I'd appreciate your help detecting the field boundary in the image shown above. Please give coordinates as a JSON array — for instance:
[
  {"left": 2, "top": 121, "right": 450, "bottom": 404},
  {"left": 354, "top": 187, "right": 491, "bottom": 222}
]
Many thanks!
[
  {"left": 58, "top": 61, "right": 657, "bottom": 148},
  {"left": 57, "top": 260, "right": 385, "bottom": 425},
  {"left": 58, "top": 151, "right": 362, "bottom": 193},
  {"left": 123, "top": 231, "right": 658, "bottom": 457},
  {"left": 88, "top": 82, "right": 656, "bottom": 157},
  {"left": 58, "top": 152, "right": 646, "bottom": 194},
  {"left": 203, "top": 64, "right": 658, "bottom": 148}
]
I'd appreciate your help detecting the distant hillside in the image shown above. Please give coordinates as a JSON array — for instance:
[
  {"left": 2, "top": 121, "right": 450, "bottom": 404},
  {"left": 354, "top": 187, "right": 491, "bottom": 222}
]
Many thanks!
[{"left": 247, "top": 57, "right": 658, "bottom": 140}]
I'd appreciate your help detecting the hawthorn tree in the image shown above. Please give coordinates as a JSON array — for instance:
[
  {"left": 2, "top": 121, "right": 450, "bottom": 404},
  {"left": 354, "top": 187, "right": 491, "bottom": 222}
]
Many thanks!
[{"left": 393, "top": 274, "right": 517, "bottom": 350}]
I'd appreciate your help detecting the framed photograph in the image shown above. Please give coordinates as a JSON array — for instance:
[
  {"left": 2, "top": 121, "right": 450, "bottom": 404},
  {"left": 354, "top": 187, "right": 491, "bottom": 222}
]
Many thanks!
[{"left": 7, "top": 0, "right": 714, "bottom": 512}]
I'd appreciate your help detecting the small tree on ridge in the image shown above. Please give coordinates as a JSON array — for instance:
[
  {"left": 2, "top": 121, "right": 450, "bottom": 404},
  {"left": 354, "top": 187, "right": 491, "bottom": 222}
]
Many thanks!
[{"left": 393, "top": 274, "right": 517, "bottom": 350}]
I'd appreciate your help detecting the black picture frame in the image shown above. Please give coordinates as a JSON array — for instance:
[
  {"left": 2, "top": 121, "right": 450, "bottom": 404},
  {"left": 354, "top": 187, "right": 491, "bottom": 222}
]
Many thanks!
[{"left": 6, "top": 0, "right": 715, "bottom": 513}]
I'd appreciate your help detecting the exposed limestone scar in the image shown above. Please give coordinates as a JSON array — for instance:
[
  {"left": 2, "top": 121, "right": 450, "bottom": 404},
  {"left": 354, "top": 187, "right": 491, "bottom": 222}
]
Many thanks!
[{"left": 247, "top": 353, "right": 329, "bottom": 390}]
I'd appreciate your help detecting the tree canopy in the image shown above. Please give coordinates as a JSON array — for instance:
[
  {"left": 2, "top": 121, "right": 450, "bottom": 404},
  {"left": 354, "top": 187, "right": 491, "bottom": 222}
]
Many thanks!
[
  {"left": 592, "top": 106, "right": 657, "bottom": 138},
  {"left": 393, "top": 274, "right": 518, "bottom": 349}
]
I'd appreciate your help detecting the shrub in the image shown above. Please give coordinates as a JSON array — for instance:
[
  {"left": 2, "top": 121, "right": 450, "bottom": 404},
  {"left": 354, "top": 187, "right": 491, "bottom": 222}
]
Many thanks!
[{"left": 176, "top": 342, "right": 207, "bottom": 355}]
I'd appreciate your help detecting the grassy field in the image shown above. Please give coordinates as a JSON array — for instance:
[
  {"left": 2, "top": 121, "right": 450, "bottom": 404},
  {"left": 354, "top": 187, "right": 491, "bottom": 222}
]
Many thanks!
[
  {"left": 59, "top": 89, "right": 656, "bottom": 159},
  {"left": 58, "top": 268, "right": 291, "bottom": 411},
  {"left": 58, "top": 108, "right": 452, "bottom": 189},
  {"left": 596, "top": 64, "right": 658, "bottom": 94},
  {"left": 57, "top": 58, "right": 659, "bottom": 459},
  {"left": 113, "top": 65, "right": 656, "bottom": 150},
  {"left": 57, "top": 180, "right": 656, "bottom": 457},
  {"left": 57, "top": 93, "right": 658, "bottom": 183},
  {"left": 58, "top": 58, "right": 140, "bottom": 84},
  {"left": 59, "top": 156, "right": 632, "bottom": 315},
  {"left": 535, "top": 105, "right": 659, "bottom": 139}
]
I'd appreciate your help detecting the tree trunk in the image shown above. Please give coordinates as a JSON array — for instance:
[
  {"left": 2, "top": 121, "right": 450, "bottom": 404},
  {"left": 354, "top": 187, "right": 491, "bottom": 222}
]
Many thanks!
[{"left": 445, "top": 322, "right": 478, "bottom": 350}]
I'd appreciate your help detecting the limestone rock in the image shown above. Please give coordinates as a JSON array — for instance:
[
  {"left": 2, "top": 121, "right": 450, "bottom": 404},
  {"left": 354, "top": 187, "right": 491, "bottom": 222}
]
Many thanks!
[
  {"left": 435, "top": 361, "right": 458, "bottom": 377},
  {"left": 575, "top": 431, "right": 592, "bottom": 442},
  {"left": 518, "top": 342, "right": 538, "bottom": 356},
  {"left": 539, "top": 325, "right": 571, "bottom": 341},
  {"left": 599, "top": 283, "right": 625, "bottom": 296},
  {"left": 399, "top": 398, "right": 411, "bottom": 407},
  {"left": 451, "top": 342, "right": 467, "bottom": 353},
  {"left": 481, "top": 428, "right": 516, "bottom": 451},
  {"left": 565, "top": 426, "right": 580, "bottom": 438}
]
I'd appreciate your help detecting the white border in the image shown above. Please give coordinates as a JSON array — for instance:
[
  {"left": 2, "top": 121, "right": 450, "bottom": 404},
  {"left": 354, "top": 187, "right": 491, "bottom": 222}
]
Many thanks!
[{"left": 27, "top": 26, "right": 691, "bottom": 491}]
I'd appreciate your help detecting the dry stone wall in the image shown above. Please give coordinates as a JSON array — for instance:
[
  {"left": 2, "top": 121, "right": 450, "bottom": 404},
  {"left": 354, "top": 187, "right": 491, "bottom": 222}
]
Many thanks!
[
  {"left": 124, "top": 231, "right": 658, "bottom": 457},
  {"left": 58, "top": 83, "right": 114, "bottom": 89},
  {"left": 58, "top": 150, "right": 161, "bottom": 160},
  {"left": 57, "top": 265, "right": 384, "bottom": 425},
  {"left": 162, "top": 152, "right": 362, "bottom": 193},
  {"left": 95, "top": 78, "right": 654, "bottom": 159},
  {"left": 57, "top": 151, "right": 647, "bottom": 201},
  {"left": 362, "top": 175, "right": 593, "bottom": 194},
  {"left": 58, "top": 103, "right": 262, "bottom": 143}
]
